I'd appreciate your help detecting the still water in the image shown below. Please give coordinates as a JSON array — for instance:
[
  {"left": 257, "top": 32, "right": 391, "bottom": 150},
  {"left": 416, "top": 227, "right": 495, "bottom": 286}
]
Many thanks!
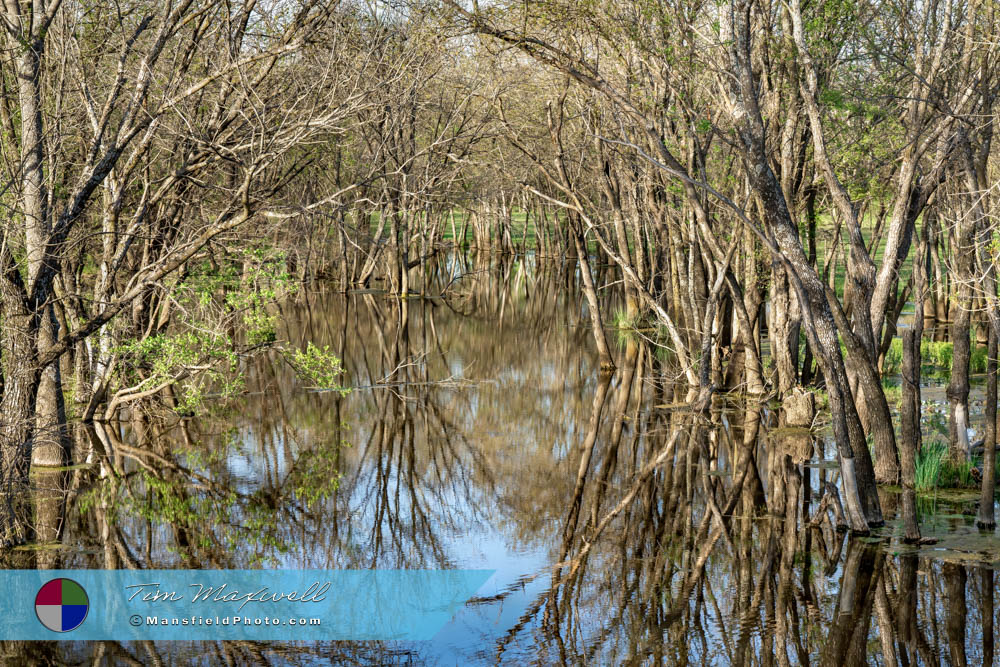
[{"left": 4, "top": 256, "right": 1000, "bottom": 665}]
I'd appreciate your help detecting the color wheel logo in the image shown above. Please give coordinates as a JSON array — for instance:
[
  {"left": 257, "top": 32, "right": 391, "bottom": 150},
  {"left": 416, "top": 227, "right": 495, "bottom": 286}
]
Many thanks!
[{"left": 35, "top": 578, "right": 89, "bottom": 632}]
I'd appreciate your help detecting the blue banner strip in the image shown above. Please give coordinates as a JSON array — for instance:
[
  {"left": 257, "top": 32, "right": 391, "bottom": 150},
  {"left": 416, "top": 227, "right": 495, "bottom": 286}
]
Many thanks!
[{"left": 0, "top": 569, "right": 495, "bottom": 640}]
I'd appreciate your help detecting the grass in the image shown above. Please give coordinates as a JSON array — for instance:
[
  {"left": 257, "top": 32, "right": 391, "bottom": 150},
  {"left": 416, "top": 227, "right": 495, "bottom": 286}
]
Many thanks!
[
  {"left": 914, "top": 440, "right": 1000, "bottom": 492},
  {"left": 881, "top": 378, "right": 901, "bottom": 407},
  {"left": 883, "top": 338, "right": 903, "bottom": 374},
  {"left": 437, "top": 207, "right": 563, "bottom": 251},
  {"left": 915, "top": 442, "right": 946, "bottom": 492},
  {"left": 881, "top": 337, "right": 988, "bottom": 376},
  {"left": 611, "top": 307, "right": 641, "bottom": 330}
]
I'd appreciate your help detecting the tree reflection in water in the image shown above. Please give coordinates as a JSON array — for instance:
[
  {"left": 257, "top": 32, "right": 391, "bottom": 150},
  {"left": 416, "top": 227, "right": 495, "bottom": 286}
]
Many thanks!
[{"left": 1, "top": 255, "right": 998, "bottom": 665}]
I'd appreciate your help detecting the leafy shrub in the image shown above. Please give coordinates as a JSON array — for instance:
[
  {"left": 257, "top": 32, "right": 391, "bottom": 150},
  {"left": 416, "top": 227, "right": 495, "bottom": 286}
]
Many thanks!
[
  {"left": 288, "top": 343, "right": 350, "bottom": 393},
  {"left": 938, "top": 456, "right": 979, "bottom": 489},
  {"left": 115, "top": 330, "right": 242, "bottom": 415}
]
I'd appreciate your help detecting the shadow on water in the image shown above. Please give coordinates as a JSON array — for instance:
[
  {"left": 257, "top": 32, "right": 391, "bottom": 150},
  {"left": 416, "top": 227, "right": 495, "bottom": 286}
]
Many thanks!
[{"left": 3, "top": 254, "right": 1000, "bottom": 665}]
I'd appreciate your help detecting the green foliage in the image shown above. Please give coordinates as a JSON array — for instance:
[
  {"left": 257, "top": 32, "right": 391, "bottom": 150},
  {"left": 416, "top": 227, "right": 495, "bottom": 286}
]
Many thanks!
[
  {"left": 115, "top": 330, "right": 242, "bottom": 415},
  {"left": 882, "top": 337, "right": 987, "bottom": 377},
  {"left": 819, "top": 87, "right": 846, "bottom": 110},
  {"left": 287, "top": 434, "right": 347, "bottom": 505},
  {"left": 289, "top": 343, "right": 350, "bottom": 392},
  {"left": 109, "top": 246, "right": 332, "bottom": 417},
  {"left": 812, "top": 388, "right": 830, "bottom": 413},
  {"left": 920, "top": 339, "right": 954, "bottom": 371},
  {"left": 971, "top": 345, "right": 988, "bottom": 374},
  {"left": 938, "top": 456, "right": 980, "bottom": 490},
  {"left": 77, "top": 425, "right": 347, "bottom": 566},
  {"left": 919, "top": 339, "right": 986, "bottom": 374},
  {"left": 651, "top": 341, "right": 677, "bottom": 367},
  {"left": 182, "top": 247, "right": 297, "bottom": 346}
]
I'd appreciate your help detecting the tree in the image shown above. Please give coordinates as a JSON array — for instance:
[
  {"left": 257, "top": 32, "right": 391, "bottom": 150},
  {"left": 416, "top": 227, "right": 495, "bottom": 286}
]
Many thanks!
[{"left": 0, "top": 0, "right": 374, "bottom": 547}]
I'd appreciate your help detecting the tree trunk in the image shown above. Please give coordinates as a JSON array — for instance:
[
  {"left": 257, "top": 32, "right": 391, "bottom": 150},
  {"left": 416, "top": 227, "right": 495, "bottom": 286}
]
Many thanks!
[
  {"left": 15, "top": 39, "right": 67, "bottom": 468},
  {"left": 769, "top": 264, "right": 801, "bottom": 396},
  {"left": 0, "top": 299, "right": 42, "bottom": 547},
  {"left": 948, "top": 215, "right": 975, "bottom": 461},
  {"left": 980, "top": 324, "right": 998, "bottom": 529},
  {"left": 571, "top": 217, "right": 615, "bottom": 372},
  {"left": 722, "top": 0, "right": 880, "bottom": 530},
  {"left": 900, "top": 329, "right": 922, "bottom": 542},
  {"left": 33, "top": 304, "right": 69, "bottom": 467}
]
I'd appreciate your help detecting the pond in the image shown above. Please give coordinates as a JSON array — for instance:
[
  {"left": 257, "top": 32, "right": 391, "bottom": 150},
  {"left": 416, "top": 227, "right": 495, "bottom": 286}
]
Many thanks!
[{"left": 4, "top": 255, "right": 999, "bottom": 665}]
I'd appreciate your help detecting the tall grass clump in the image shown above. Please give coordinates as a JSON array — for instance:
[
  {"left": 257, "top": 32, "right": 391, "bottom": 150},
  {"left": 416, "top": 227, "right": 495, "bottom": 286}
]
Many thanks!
[
  {"left": 971, "top": 345, "right": 988, "bottom": 373},
  {"left": 913, "top": 440, "right": 1000, "bottom": 491},
  {"left": 938, "top": 456, "right": 979, "bottom": 489},
  {"left": 881, "top": 336, "right": 988, "bottom": 378},
  {"left": 612, "top": 308, "right": 640, "bottom": 330},
  {"left": 914, "top": 441, "right": 946, "bottom": 492},
  {"left": 920, "top": 340, "right": 953, "bottom": 371}
]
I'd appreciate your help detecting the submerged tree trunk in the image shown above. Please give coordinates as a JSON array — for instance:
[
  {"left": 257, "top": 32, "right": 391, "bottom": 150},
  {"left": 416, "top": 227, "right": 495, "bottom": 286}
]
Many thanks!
[
  {"left": 900, "top": 329, "right": 922, "bottom": 542},
  {"left": 571, "top": 217, "right": 615, "bottom": 372},
  {"left": 14, "top": 35, "right": 67, "bottom": 469},
  {"left": 0, "top": 299, "right": 42, "bottom": 547},
  {"left": 769, "top": 265, "right": 801, "bottom": 397},
  {"left": 948, "top": 213, "right": 975, "bottom": 462},
  {"left": 979, "top": 317, "right": 997, "bottom": 529},
  {"left": 33, "top": 305, "right": 69, "bottom": 467}
]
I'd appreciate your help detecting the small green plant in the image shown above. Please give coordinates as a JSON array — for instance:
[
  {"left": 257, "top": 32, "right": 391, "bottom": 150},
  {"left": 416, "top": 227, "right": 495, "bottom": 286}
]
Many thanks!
[
  {"left": 919, "top": 339, "right": 952, "bottom": 371},
  {"left": 913, "top": 441, "right": 1000, "bottom": 491}
]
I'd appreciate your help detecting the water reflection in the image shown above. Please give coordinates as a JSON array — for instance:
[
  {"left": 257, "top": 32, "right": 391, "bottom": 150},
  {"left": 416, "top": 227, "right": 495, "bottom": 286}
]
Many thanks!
[{"left": 3, "top": 254, "right": 1000, "bottom": 665}]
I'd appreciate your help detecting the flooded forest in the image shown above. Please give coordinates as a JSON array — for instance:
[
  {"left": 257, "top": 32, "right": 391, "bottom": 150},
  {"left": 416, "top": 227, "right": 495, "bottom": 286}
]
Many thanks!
[{"left": 0, "top": 0, "right": 999, "bottom": 664}]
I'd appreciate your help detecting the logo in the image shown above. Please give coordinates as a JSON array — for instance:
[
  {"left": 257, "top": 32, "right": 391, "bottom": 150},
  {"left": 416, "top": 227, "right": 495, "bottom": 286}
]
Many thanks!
[{"left": 35, "top": 578, "right": 89, "bottom": 632}]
